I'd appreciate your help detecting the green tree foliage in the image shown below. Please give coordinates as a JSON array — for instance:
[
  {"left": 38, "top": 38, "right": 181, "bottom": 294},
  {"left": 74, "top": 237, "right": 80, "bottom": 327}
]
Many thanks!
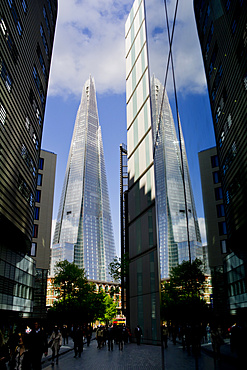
[
  {"left": 161, "top": 259, "right": 210, "bottom": 325},
  {"left": 98, "top": 294, "right": 117, "bottom": 324},
  {"left": 108, "top": 253, "right": 129, "bottom": 282},
  {"left": 48, "top": 260, "right": 106, "bottom": 323}
]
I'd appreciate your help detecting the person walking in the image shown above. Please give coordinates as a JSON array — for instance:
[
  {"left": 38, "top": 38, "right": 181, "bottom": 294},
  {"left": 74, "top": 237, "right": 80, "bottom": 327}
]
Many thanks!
[
  {"left": 107, "top": 325, "right": 114, "bottom": 351},
  {"left": 162, "top": 324, "right": 169, "bottom": 349},
  {"left": 61, "top": 325, "right": 68, "bottom": 346},
  {"left": 135, "top": 325, "right": 142, "bottom": 345},
  {"left": 85, "top": 325, "right": 92, "bottom": 347},
  {"left": 9, "top": 333, "right": 31, "bottom": 370},
  {"left": 28, "top": 322, "right": 48, "bottom": 370},
  {"left": 73, "top": 326, "right": 84, "bottom": 358},
  {"left": 48, "top": 326, "right": 62, "bottom": 365}
]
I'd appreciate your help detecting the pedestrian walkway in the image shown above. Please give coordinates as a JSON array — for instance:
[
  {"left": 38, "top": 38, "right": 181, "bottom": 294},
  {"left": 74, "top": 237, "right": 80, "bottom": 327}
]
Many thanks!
[{"left": 42, "top": 335, "right": 239, "bottom": 369}]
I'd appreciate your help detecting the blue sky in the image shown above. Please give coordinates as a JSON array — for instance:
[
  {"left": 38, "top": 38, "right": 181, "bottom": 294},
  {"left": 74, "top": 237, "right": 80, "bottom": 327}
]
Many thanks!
[{"left": 41, "top": 0, "right": 216, "bottom": 255}]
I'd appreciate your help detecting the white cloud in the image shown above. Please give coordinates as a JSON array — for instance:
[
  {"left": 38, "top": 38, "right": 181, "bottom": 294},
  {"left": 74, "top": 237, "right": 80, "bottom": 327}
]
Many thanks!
[
  {"left": 48, "top": 0, "right": 207, "bottom": 98},
  {"left": 198, "top": 217, "right": 207, "bottom": 246}
]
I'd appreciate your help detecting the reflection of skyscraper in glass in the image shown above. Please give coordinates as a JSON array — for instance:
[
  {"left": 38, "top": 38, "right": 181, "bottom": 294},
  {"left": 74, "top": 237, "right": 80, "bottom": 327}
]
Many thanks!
[
  {"left": 51, "top": 76, "right": 116, "bottom": 281},
  {"left": 151, "top": 77, "right": 203, "bottom": 279}
]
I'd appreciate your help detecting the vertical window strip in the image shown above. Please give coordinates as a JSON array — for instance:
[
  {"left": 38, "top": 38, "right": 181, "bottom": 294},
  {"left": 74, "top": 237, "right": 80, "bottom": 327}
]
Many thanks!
[{"left": 0, "top": 101, "right": 6, "bottom": 126}]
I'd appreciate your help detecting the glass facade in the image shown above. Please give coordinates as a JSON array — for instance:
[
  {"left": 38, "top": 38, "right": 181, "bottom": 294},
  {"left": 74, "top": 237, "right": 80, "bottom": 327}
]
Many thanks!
[
  {"left": 126, "top": 0, "right": 161, "bottom": 345},
  {"left": 151, "top": 77, "right": 203, "bottom": 279},
  {"left": 51, "top": 77, "right": 115, "bottom": 281}
]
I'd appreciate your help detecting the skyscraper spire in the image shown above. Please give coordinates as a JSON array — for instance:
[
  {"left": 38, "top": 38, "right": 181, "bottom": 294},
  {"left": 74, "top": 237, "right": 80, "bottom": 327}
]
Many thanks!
[
  {"left": 51, "top": 77, "right": 116, "bottom": 281},
  {"left": 151, "top": 76, "right": 203, "bottom": 279}
]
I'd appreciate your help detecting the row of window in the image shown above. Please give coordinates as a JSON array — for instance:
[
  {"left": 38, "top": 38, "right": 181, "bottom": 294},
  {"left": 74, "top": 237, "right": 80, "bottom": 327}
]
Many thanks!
[
  {"left": 21, "top": 143, "right": 36, "bottom": 177},
  {"left": 17, "top": 174, "right": 34, "bottom": 207},
  {"left": 0, "top": 101, "right": 6, "bottom": 126},
  {"left": 33, "top": 65, "right": 45, "bottom": 109},
  {"left": 7, "top": 0, "right": 23, "bottom": 37},
  {"left": 0, "top": 56, "right": 12, "bottom": 92},
  {"left": 0, "top": 14, "right": 19, "bottom": 64}
]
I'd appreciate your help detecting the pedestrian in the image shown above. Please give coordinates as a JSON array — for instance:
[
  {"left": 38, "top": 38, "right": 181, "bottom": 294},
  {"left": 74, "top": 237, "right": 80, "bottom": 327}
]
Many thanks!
[
  {"left": 62, "top": 325, "right": 68, "bottom": 346},
  {"left": 85, "top": 324, "right": 92, "bottom": 347},
  {"left": 116, "top": 325, "right": 123, "bottom": 351},
  {"left": 135, "top": 325, "right": 142, "bottom": 345},
  {"left": 211, "top": 326, "right": 223, "bottom": 361},
  {"left": 9, "top": 333, "right": 31, "bottom": 370},
  {"left": 28, "top": 322, "right": 48, "bottom": 370},
  {"left": 206, "top": 323, "right": 211, "bottom": 343},
  {"left": 107, "top": 325, "right": 114, "bottom": 351},
  {"left": 0, "top": 330, "right": 9, "bottom": 370},
  {"left": 48, "top": 326, "right": 62, "bottom": 365},
  {"left": 73, "top": 326, "right": 84, "bottom": 358},
  {"left": 162, "top": 324, "right": 168, "bottom": 348},
  {"left": 96, "top": 326, "right": 103, "bottom": 349}
]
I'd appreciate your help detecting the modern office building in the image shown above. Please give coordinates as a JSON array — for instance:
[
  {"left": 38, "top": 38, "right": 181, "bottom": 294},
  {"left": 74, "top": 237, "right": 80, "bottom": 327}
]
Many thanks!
[
  {"left": 0, "top": 0, "right": 57, "bottom": 324},
  {"left": 199, "top": 146, "right": 228, "bottom": 319},
  {"left": 194, "top": 0, "right": 247, "bottom": 259},
  {"left": 152, "top": 76, "right": 203, "bottom": 279},
  {"left": 125, "top": 0, "right": 206, "bottom": 343},
  {"left": 31, "top": 149, "right": 56, "bottom": 318},
  {"left": 125, "top": 0, "right": 161, "bottom": 345},
  {"left": 51, "top": 77, "right": 116, "bottom": 281}
]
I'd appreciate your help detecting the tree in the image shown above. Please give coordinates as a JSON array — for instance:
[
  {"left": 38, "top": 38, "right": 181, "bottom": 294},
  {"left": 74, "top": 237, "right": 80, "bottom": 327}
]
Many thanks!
[
  {"left": 108, "top": 253, "right": 129, "bottom": 282},
  {"left": 161, "top": 259, "right": 210, "bottom": 325},
  {"left": 48, "top": 260, "right": 106, "bottom": 324},
  {"left": 98, "top": 294, "right": 117, "bottom": 324},
  {"left": 53, "top": 260, "right": 87, "bottom": 301}
]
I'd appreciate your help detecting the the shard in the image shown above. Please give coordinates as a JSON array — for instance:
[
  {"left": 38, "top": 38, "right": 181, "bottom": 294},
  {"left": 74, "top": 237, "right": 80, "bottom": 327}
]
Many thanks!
[
  {"left": 50, "top": 76, "right": 116, "bottom": 281},
  {"left": 151, "top": 76, "right": 203, "bottom": 279}
]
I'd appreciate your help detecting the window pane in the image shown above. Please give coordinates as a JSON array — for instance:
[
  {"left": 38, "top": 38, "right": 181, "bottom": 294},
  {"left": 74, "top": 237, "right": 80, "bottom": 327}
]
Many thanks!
[{"left": 37, "top": 173, "right": 42, "bottom": 186}]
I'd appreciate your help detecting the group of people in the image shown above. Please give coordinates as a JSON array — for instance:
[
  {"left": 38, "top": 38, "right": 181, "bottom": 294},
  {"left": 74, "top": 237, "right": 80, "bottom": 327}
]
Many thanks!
[
  {"left": 96, "top": 324, "right": 132, "bottom": 351},
  {"left": 0, "top": 321, "right": 49, "bottom": 370}
]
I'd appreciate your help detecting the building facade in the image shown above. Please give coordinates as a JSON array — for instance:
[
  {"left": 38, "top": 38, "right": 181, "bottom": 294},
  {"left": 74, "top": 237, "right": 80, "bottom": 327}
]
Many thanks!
[
  {"left": 152, "top": 77, "right": 203, "bottom": 279},
  {"left": 199, "top": 147, "right": 228, "bottom": 319},
  {"left": 125, "top": 0, "right": 161, "bottom": 345},
  {"left": 0, "top": 0, "right": 57, "bottom": 324},
  {"left": 51, "top": 77, "right": 116, "bottom": 281},
  {"left": 194, "top": 0, "right": 247, "bottom": 258},
  {"left": 31, "top": 150, "right": 56, "bottom": 318}
]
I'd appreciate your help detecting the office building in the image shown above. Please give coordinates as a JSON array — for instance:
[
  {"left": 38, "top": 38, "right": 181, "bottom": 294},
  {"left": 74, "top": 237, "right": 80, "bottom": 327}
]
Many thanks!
[
  {"left": 194, "top": 0, "right": 247, "bottom": 258},
  {"left": 125, "top": 0, "right": 161, "bottom": 344},
  {"left": 0, "top": 0, "right": 57, "bottom": 324},
  {"left": 31, "top": 150, "right": 56, "bottom": 318},
  {"left": 199, "top": 146, "right": 228, "bottom": 318},
  {"left": 51, "top": 77, "right": 116, "bottom": 281}
]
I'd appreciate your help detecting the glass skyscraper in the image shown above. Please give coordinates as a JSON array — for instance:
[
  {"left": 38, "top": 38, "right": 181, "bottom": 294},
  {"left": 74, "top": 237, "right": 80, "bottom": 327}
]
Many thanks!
[
  {"left": 51, "top": 76, "right": 116, "bottom": 281},
  {"left": 151, "top": 76, "right": 203, "bottom": 279}
]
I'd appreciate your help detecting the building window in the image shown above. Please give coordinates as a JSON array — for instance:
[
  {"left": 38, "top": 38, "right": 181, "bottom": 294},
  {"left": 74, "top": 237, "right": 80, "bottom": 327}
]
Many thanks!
[
  {"left": 218, "top": 221, "right": 227, "bottom": 236},
  {"left": 36, "top": 190, "right": 41, "bottom": 203},
  {"left": 30, "top": 243, "right": 37, "bottom": 257},
  {"left": 211, "top": 155, "right": 219, "bottom": 168},
  {"left": 21, "top": 144, "right": 36, "bottom": 177},
  {"left": 217, "top": 204, "right": 225, "bottom": 218},
  {"left": 39, "top": 158, "right": 44, "bottom": 170},
  {"left": 34, "top": 207, "right": 40, "bottom": 220},
  {"left": 8, "top": 0, "right": 22, "bottom": 36},
  {"left": 220, "top": 240, "right": 227, "bottom": 254},
  {"left": 43, "top": 6, "right": 51, "bottom": 37},
  {"left": 0, "top": 58, "right": 12, "bottom": 92},
  {"left": 215, "top": 187, "right": 223, "bottom": 201},
  {"left": 40, "top": 24, "right": 49, "bottom": 58},
  {"left": 22, "top": 0, "right": 27, "bottom": 13},
  {"left": 29, "top": 89, "right": 42, "bottom": 125},
  {"left": 0, "top": 102, "right": 6, "bottom": 126},
  {"left": 37, "top": 44, "right": 47, "bottom": 82},
  {"left": 213, "top": 171, "right": 220, "bottom": 184},
  {"left": 33, "top": 65, "right": 45, "bottom": 108},
  {"left": 18, "top": 175, "right": 34, "bottom": 206},
  {"left": 37, "top": 174, "right": 42, "bottom": 186},
  {"left": 32, "top": 224, "right": 38, "bottom": 238}
]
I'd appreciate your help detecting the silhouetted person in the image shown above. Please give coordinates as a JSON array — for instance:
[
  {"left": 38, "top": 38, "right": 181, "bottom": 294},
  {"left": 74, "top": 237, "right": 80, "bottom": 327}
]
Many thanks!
[
  {"left": 29, "top": 322, "right": 48, "bottom": 370},
  {"left": 73, "top": 326, "right": 84, "bottom": 358},
  {"left": 135, "top": 325, "right": 142, "bottom": 345}
]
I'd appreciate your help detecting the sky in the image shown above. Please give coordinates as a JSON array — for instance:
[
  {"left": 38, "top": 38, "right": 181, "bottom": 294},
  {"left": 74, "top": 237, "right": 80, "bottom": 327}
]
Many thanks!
[{"left": 42, "top": 0, "right": 216, "bottom": 256}]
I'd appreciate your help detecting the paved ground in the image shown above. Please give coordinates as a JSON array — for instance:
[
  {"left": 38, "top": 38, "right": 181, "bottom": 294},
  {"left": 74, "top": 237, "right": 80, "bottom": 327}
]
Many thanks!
[{"left": 41, "top": 336, "right": 240, "bottom": 369}]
